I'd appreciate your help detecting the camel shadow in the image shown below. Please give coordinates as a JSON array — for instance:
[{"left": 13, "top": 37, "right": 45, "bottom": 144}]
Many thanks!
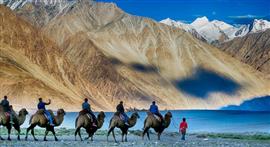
[{"left": 173, "top": 68, "right": 241, "bottom": 99}]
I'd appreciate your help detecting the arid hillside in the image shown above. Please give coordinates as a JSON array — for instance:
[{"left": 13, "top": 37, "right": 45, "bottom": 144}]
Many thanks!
[
  {"left": 218, "top": 29, "right": 270, "bottom": 76},
  {"left": 0, "top": 0, "right": 270, "bottom": 111}
]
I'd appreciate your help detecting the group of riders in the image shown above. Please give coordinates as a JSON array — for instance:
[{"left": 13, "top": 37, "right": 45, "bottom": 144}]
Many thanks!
[
  {"left": 83, "top": 99, "right": 164, "bottom": 127},
  {"left": 0, "top": 96, "right": 164, "bottom": 127}
]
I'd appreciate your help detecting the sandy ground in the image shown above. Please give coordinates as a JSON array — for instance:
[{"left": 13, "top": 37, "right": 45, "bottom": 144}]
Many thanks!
[{"left": 0, "top": 129, "right": 270, "bottom": 147}]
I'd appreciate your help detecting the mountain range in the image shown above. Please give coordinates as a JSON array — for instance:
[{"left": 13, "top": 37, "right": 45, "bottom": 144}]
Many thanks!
[
  {"left": 0, "top": 0, "right": 269, "bottom": 111},
  {"left": 161, "top": 17, "right": 270, "bottom": 44}
]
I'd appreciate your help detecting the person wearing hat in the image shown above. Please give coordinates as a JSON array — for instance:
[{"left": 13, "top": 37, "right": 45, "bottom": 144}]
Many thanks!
[{"left": 116, "top": 101, "right": 129, "bottom": 125}]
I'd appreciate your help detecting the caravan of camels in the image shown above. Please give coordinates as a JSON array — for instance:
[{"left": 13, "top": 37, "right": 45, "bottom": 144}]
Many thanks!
[{"left": 0, "top": 96, "right": 172, "bottom": 142}]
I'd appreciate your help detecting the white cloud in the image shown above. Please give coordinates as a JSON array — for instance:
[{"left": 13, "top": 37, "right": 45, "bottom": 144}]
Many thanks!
[{"left": 228, "top": 14, "right": 260, "bottom": 19}]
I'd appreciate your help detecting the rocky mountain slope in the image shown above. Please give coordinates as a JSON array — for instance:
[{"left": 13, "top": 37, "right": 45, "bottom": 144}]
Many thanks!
[
  {"left": 1, "top": 0, "right": 270, "bottom": 111},
  {"left": 218, "top": 29, "right": 270, "bottom": 75},
  {"left": 0, "top": 5, "right": 163, "bottom": 111},
  {"left": 0, "top": 5, "right": 88, "bottom": 111}
]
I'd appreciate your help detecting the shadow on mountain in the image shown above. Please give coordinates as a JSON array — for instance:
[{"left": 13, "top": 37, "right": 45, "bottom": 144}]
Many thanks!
[
  {"left": 130, "top": 63, "right": 158, "bottom": 73},
  {"left": 173, "top": 68, "right": 241, "bottom": 98},
  {"left": 109, "top": 58, "right": 123, "bottom": 65},
  {"left": 221, "top": 95, "right": 270, "bottom": 111}
]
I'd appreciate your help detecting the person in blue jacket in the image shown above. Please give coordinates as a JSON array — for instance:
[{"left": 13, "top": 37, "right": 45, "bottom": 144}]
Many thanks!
[
  {"left": 37, "top": 98, "right": 54, "bottom": 126},
  {"left": 149, "top": 101, "right": 163, "bottom": 121},
  {"left": 82, "top": 98, "right": 97, "bottom": 126}
]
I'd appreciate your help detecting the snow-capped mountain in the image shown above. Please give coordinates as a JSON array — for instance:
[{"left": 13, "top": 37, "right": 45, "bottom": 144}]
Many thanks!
[
  {"left": 160, "top": 18, "right": 207, "bottom": 42},
  {"left": 251, "top": 19, "right": 270, "bottom": 33},
  {"left": 161, "top": 18, "right": 193, "bottom": 32},
  {"left": 161, "top": 16, "right": 269, "bottom": 44},
  {"left": 191, "top": 17, "right": 230, "bottom": 43},
  {"left": 0, "top": 0, "right": 68, "bottom": 10},
  {"left": 0, "top": 0, "right": 28, "bottom": 10}
]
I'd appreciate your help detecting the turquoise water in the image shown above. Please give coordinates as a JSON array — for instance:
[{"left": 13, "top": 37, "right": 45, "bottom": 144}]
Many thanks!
[{"left": 22, "top": 110, "right": 270, "bottom": 133}]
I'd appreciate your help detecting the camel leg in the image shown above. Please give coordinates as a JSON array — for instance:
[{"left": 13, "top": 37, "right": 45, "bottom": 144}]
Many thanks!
[
  {"left": 157, "top": 132, "right": 161, "bottom": 140},
  {"left": 84, "top": 133, "right": 91, "bottom": 141},
  {"left": 122, "top": 128, "right": 128, "bottom": 142},
  {"left": 121, "top": 131, "right": 124, "bottom": 142},
  {"left": 125, "top": 132, "right": 128, "bottom": 142},
  {"left": 0, "top": 128, "right": 4, "bottom": 140},
  {"left": 7, "top": 124, "right": 12, "bottom": 141},
  {"left": 146, "top": 131, "right": 150, "bottom": 140},
  {"left": 13, "top": 124, "right": 21, "bottom": 140},
  {"left": 31, "top": 127, "right": 38, "bottom": 141},
  {"left": 0, "top": 135, "right": 4, "bottom": 140},
  {"left": 74, "top": 126, "right": 82, "bottom": 141},
  {"left": 112, "top": 129, "right": 117, "bottom": 143},
  {"left": 142, "top": 127, "right": 150, "bottom": 140},
  {"left": 25, "top": 124, "right": 36, "bottom": 141},
  {"left": 0, "top": 125, "right": 4, "bottom": 140},
  {"left": 91, "top": 135, "right": 93, "bottom": 141},
  {"left": 44, "top": 129, "right": 49, "bottom": 141},
  {"left": 107, "top": 126, "right": 115, "bottom": 142},
  {"left": 51, "top": 127, "right": 58, "bottom": 141},
  {"left": 84, "top": 129, "right": 92, "bottom": 141}
]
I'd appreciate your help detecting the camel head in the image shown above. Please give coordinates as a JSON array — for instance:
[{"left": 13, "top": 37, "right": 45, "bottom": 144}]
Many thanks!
[
  {"left": 19, "top": 108, "right": 29, "bottom": 116},
  {"left": 163, "top": 111, "right": 172, "bottom": 128},
  {"left": 54, "top": 109, "right": 66, "bottom": 127},
  {"left": 131, "top": 112, "right": 140, "bottom": 119},
  {"left": 164, "top": 111, "right": 172, "bottom": 119},
  {"left": 127, "top": 112, "right": 140, "bottom": 127},
  {"left": 57, "top": 109, "right": 66, "bottom": 116},
  {"left": 98, "top": 111, "right": 106, "bottom": 119},
  {"left": 97, "top": 111, "right": 106, "bottom": 128}
]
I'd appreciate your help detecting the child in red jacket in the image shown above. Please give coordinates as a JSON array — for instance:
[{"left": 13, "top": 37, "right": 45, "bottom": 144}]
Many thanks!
[{"left": 179, "top": 118, "right": 188, "bottom": 140}]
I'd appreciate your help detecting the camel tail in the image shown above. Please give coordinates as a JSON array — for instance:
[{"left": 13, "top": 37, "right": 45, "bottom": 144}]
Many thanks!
[
  {"left": 143, "top": 117, "right": 147, "bottom": 127},
  {"left": 75, "top": 117, "right": 79, "bottom": 128},
  {"left": 109, "top": 118, "right": 113, "bottom": 128}
]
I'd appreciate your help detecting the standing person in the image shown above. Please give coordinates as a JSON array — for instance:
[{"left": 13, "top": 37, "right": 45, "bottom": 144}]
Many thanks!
[
  {"left": 149, "top": 101, "right": 163, "bottom": 121},
  {"left": 37, "top": 98, "right": 54, "bottom": 126},
  {"left": 116, "top": 101, "right": 129, "bottom": 125},
  {"left": 1, "top": 96, "right": 14, "bottom": 124},
  {"left": 82, "top": 98, "right": 97, "bottom": 126},
  {"left": 179, "top": 118, "right": 188, "bottom": 140}
]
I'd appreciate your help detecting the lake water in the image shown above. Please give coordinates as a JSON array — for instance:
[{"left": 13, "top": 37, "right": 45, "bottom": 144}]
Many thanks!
[{"left": 21, "top": 110, "right": 270, "bottom": 133}]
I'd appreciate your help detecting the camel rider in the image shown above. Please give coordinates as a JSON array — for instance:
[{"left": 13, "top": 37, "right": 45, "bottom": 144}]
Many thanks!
[
  {"left": 1, "top": 96, "right": 14, "bottom": 124},
  {"left": 37, "top": 98, "right": 54, "bottom": 126},
  {"left": 149, "top": 101, "right": 163, "bottom": 122},
  {"left": 82, "top": 98, "right": 97, "bottom": 126},
  {"left": 116, "top": 101, "right": 129, "bottom": 125}
]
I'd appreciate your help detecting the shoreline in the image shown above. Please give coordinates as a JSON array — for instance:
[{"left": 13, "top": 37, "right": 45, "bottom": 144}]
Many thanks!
[{"left": 0, "top": 128, "right": 270, "bottom": 146}]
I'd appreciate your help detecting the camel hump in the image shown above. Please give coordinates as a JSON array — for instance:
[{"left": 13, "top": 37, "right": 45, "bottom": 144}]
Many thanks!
[
  {"left": 35, "top": 109, "right": 55, "bottom": 118},
  {"left": 79, "top": 109, "right": 88, "bottom": 116},
  {"left": 146, "top": 111, "right": 162, "bottom": 122},
  {"left": 146, "top": 111, "right": 152, "bottom": 116},
  {"left": 35, "top": 109, "right": 45, "bottom": 115}
]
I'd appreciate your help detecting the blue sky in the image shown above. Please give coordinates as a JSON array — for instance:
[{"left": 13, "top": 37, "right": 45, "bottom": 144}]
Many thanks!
[{"left": 97, "top": 0, "right": 270, "bottom": 24}]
